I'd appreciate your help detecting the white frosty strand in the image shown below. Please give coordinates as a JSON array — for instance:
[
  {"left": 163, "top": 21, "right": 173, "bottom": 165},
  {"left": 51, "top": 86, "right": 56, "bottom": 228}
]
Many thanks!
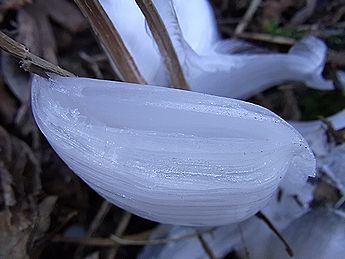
[
  {"left": 100, "top": 0, "right": 333, "bottom": 98},
  {"left": 31, "top": 75, "right": 315, "bottom": 226}
]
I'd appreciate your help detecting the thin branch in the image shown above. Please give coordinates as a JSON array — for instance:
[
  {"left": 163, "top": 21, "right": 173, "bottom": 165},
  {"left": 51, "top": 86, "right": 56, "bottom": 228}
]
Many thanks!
[
  {"left": 289, "top": 0, "right": 317, "bottom": 27},
  {"left": 53, "top": 236, "right": 118, "bottom": 247},
  {"left": 74, "top": 200, "right": 112, "bottom": 259},
  {"left": 105, "top": 212, "right": 132, "bottom": 259},
  {"left": 225, "top": 30, "right": 344, "bottom": 67},
  {"left": 256, "top": 211, "right": 294, "bottom": 257},
  {"left": 135, "top": 0, "right": 189, "bottom": 90},
  {"left": 238, "top": 223, "right": 250, "bottom": 259},
  {"left": 53, "top": 228, "right": 214, "bottom": 247},
  {"left": 110, "top": 227, "right": 214, "bottom": 246},
  {"left": 0, "top": 31, "right": 74, "bottom": 77},
  {"left": 235, "top": 0, "right": 262, "bottom": 34},
  {"left": 197, "top": 232, "right": 216, "bottom": 259},
  {"left": 231, "top": 31, "right": 296, "bottom": 46},
  {"left": 74, "top": 0, "right": 146, "bottom": 84}
]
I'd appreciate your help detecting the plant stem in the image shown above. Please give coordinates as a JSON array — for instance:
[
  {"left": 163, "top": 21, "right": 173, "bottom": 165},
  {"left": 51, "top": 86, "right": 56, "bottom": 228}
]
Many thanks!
[
  {"left": 0, "top": 31, "right": 73, "bottom": 77},
  {"left": 135, "top": 0, "right": 189, "bottom": 90},
  {"left": 75, "top": 0, "right": 146, "bottom": 84}
]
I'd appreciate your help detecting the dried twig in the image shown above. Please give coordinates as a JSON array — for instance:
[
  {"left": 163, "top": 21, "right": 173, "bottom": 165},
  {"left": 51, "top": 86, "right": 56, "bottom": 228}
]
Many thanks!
[
  {"left": 226, "top": 30, "right": 345, "bottom": 67},
  {"left": 135, "top": 0, "right": 189, "bottom": 90},
  {"left": 74, "top": 0, "right": 146, "bottom": 84},
  {"left": 0, "top": 31, "right": 74, "bottom": 77},
  {"left": 74, "top": 200, "right": 112, "bottom": 259},
  {"left": 256, "top": 211, "right": 294, "bottom": 257},
  {"left": 235, "top": 0, "right": 262, "bottom": 34},
  {"left": 238, "top": 223, "right": 250, "bottom": 259},
  {"left": 53, "top": 236, "right": 118, "bottom": 247},
  {"left": 289, "top": 0, "right": 318, "bottom": 27},
  {"left": 110, "top": 227, "right": 214, "bottom": 246},
  {"left": 231, "top": 31, "right": 296, "bottom": 46},
  {"left": 105, "top": 212, "right": 132, "bottom": 259},
  {"left": 197, "top": 232, "right": 216, "bottom": 259},
  {"left": 53, "top": 227, "right": 214, "bottom": 247},
  {"left": 79, "top": 51, "right": 104, "bottom": 79}
]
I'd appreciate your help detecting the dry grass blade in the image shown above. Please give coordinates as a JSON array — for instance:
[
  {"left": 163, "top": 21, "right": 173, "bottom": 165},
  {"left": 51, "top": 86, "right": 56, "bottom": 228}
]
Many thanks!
[
  {"left": 0, "top": 31, "right": 74, "bottom": 77},
  {"left": 197, "top": 232, "right": 216, "bottom": 259},
  {"left": 74, "top": 200, "right": 112, "bottom": 259},
  {"left": 110, "top": 227, "right": 214, "bottom": 246},
  {"left": 105, "top": 212, "right": 132, "bottom": 259},
  {"left": 74, "top": 0, "right": 146, "bottom": 84},
  {"left": 135, "top": 0, "right": 189, "bottom": 90},
  {"left": 256, "top": 211, "right": 294, "bottom": 257},
  {"left": 230, "top": 31, "right": 296, "bottom": 46},
  {"left": 235, "top": 0, "right": 262, "bottom": 34}
]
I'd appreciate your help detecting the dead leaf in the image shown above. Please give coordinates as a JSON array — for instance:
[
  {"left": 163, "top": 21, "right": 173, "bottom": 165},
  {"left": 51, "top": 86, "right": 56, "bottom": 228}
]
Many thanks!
[
  {"left": 312, "top": 177, "right": 342, "bottom": 207},
  {"left": 0, "top": 126, "right": 57, "bottom": 259},
  {"left": 0, "top": 80, "right": 17, "bottom": 125},
  {"left": 1, "top": 0, "right": 87, "bottom": 105},
  {"left": 1, "top": 52, "right": 31, "bottom": 102},
  {"left": 23, "top": 0, "right": 87, "bottom": 64},
  {"left": 0, "top": 0, "right": 31, "bottom": 11}
]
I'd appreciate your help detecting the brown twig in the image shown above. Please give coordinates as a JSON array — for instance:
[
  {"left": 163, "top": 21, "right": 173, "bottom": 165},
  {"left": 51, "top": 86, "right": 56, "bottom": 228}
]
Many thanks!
[
  {"left": 53, "top": 227, "right": 214, "bottom": 247},
  {"left": 256, "top": 211, "right": 294, "bottom": 257},
  {"left": 226, "top": 30, "right": 345, "bottom": 68},
  {"left": 105, "top": 212, "right": 132, "bottom": 259},
  {"left": 0, "top": 31, "right": 74, "bottom": 77},
  {"left": 79, "top": 51, "right": 104, "bottom": 79},
  {"left": 110, "top": 227, "right": 214, "bottom": 246},
  {"left": 53, "top": 236, "right": 118, "bottom": 247},
  {"left": 197, "top": 232, "right": 216, "bottom": 259},
  {"left": 288, "top": 0, "right": 318, "bottom": 27},
  {"left": 74, "top": 200, "right": 112, "bottom": 259},
  {"left": 238, "top": 223, "right": 250, "bottom": 259},
  {"left": 135, "top": 0, "right": 189, "bottom": 90},
  {"left": 234, "top": 0, "right": 262, "bottom": 34},
  {"left": 74, "top": 0, "right": 146, "bottom": 84},
  {"left": 231, "top": 31, "right": 296, "bottom": 46}
]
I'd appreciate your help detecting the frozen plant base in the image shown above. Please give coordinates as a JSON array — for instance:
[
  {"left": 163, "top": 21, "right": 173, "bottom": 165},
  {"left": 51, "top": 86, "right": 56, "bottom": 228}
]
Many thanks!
[
  {"left": 32, "top": 75, "right": 315, "bottom": 226},
  {"left": 100, "top": 0, "right": 333, "bottom": 99}
]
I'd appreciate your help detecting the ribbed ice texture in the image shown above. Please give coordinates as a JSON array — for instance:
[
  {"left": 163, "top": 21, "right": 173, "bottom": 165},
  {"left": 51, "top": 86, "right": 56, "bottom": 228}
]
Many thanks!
[
  {"left": 138, "top": 184, "right": 313, "bottom": 259},
  {"left": 100, "top": 0, "right": 333, "bottom": 98},
  {"left": 267, "top": 209, "right": 345, "bottom": 259},
  {"left": 31, "top": 75, "right": 315, "bottom": 226}
]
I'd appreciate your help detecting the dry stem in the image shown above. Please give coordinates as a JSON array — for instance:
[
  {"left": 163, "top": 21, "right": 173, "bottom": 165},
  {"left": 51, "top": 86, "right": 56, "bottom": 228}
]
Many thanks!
[
  {"left": 235, "top": 0, "right": 262, "bottom": 34},
  {"left": 0, "top": 31, "right": 74, "bottom": 77},
  {"left": 256, "top": 211, "right": 294, "bottom": 257},
  {"left": 135, "top": 0, "right": 189, "bottom": 90},
  {"left": 74, "top": 0, "right": 146, "bottom": 84}
]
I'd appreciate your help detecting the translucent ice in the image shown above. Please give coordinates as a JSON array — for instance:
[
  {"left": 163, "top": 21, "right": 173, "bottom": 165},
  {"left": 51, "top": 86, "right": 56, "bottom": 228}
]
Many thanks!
[
  {"left": 100, "top": 0, "right": 333, "bottom": 98},
  {"left": 31, "top": 75, "right": 315, "bottom": 226}
]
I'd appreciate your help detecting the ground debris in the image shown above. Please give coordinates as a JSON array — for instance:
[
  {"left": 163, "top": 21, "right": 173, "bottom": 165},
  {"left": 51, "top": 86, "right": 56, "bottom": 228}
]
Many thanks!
[{"left": 0, "top": 126, "right": 56, "bottom": 259}]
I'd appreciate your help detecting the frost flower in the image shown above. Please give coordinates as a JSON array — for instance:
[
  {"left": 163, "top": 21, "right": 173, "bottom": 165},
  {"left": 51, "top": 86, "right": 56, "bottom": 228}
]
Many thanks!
[
  {"left": 100, "top": 0, "right": 333, "bottom": 99},
  {"left": 31, "top": 75, "right": 315, "bottom": 226}
]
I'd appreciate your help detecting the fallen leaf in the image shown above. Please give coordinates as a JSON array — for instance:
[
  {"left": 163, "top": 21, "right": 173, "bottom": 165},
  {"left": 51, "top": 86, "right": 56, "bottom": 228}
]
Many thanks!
[{"left": 0, "top": 126, "right": 57, "bottom": 259}]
